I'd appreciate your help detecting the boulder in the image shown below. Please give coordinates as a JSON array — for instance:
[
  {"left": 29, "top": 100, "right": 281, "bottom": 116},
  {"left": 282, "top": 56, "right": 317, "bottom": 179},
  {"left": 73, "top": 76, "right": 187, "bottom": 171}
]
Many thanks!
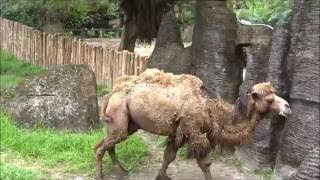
[{"left": 4, "top": 64, "right": 100, "bottom": 132}]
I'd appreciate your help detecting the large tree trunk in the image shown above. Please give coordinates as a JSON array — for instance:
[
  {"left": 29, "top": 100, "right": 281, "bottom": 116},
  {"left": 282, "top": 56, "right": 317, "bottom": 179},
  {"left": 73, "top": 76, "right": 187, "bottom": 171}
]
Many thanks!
[
  {"left": 237, "top": 25, "right": 273, "bottom": 94},
  {"left": 275, "top": 0, "right": 320, "bottom": 179},
  {"left": 191, "top": 0, "right": 241, "bottom": 103},
  {"left": 119, "top": 0, "right": 171, "bottom": 52},
  {"left": 148, "top": 9, "right": 191, "bottom": 74},
  {"left": 289, "top": 146, "right": 320, "bottom": 180},
  {"left": 235, "top": 26, "right": 290, "bottom": 170},
  {"left": 119, "top": 17, "right": 137, "bottom": 52}
]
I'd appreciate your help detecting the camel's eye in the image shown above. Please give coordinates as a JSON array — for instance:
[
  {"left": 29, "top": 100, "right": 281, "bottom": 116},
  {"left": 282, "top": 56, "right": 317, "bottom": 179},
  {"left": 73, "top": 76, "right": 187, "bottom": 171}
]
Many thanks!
[{"left": 264, "top": 95, "right": 274, "bottom": 105}]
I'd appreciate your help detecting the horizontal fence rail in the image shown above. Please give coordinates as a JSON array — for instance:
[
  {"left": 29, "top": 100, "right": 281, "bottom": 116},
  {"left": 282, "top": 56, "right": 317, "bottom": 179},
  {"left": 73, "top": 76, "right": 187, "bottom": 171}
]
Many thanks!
[{"left": 0, "top": 18, "right": 148, "bottom": 89}]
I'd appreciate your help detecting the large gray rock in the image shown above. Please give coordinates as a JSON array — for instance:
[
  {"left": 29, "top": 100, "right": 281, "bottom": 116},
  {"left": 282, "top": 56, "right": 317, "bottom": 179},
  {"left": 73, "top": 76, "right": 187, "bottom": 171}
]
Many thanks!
[{"left": 4, "top": 64, "right": 100, "bottom": 132}]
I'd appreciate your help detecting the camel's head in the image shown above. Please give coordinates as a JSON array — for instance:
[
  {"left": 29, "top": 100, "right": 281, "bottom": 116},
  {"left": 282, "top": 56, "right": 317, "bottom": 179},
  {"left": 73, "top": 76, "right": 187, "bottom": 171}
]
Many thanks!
[{"left": 248, "top": 82, "right": 292, "bottom": 118}]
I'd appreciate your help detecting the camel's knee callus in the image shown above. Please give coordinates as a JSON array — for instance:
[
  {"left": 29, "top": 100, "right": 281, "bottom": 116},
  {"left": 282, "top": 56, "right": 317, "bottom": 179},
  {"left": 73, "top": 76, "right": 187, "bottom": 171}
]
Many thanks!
[{"left": 103, "top": 115, "right": 112, "bottom": 123}]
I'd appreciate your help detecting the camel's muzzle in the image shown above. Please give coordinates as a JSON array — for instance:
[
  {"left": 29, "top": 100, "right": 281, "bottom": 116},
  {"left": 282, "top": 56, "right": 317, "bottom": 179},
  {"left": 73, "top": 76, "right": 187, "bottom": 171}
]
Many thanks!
[
  {"left": 279, "top": 105, "right": 292, "bottom": 118},
  {"left": 274, "top": 95, "right": 292, "bottom": 118}
]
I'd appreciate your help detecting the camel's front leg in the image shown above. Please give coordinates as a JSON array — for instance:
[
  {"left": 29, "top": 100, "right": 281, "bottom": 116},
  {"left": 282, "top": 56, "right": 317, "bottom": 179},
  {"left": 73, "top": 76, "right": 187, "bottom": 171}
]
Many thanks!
[
  {"left": 196, "top": 153, "right": 213, "bottom": 180},
  {"left": 156, "top": 137, "right": 180, "bottom": 180}
]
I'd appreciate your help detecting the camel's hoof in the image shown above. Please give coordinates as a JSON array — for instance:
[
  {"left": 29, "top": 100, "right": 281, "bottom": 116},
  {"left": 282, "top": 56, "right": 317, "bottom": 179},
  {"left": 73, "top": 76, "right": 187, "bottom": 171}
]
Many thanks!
[
  {"left": 156, "top": 175, "right": 172, "bottom": 180},
  {"left": 96, "top": 175, "right": 104, "bottom": 180}
]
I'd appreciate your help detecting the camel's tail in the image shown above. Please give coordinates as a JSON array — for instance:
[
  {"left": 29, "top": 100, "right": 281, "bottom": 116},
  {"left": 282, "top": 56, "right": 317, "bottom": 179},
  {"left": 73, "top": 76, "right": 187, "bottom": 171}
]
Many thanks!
[{"left": 100, "top": 93, "right": 113, "bottom": 123}]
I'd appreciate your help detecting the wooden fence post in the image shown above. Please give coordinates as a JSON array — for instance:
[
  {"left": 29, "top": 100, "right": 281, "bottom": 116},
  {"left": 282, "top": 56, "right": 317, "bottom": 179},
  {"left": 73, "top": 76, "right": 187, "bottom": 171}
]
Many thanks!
[
  {"left": 122, "top": 50, "right": 128, "bottom": 76},
  {"left": 43, "top": 33, "right": 48, "bottom": 68},
  {"left": 110, "top": 50, "right": 115, "bottom": 87},
  {"left": 0, "top": 18, "right": 150, "bottom": 87}
]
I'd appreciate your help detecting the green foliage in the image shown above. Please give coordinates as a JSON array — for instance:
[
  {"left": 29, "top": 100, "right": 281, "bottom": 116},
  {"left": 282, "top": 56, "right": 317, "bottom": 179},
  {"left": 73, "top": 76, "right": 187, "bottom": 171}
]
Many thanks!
[
  {"left": 0, "top": 51, "right": 46, "bottom": 91},
  {"left": 0, "top": 112, "right": 149, "bottom": 175},
  {"left": 103, "top": 31, "right": 118, "bottom": 38},
  {"left": 174, "top": 0, "right": 292, "bottom": 27},
  {"left": 0, "top": 162, "right": 39, "bottom": 180},
  {"left": 177, "top": 145, "right": 188, "bottom": 158},
  {"left": 254, "top": 168, "right": 275, "bottom": 180},
  {"left": 97, "top": 85, "right": 111, "bottom": 97},
  {"left": 234, "top": 0, "right": 293, "bottom": 25},
  {"left": 0, "top": 0, "right": 119, "bottom": 35},
  {"left": 175, "top": 0, "right": 196, "bottom": 25}
]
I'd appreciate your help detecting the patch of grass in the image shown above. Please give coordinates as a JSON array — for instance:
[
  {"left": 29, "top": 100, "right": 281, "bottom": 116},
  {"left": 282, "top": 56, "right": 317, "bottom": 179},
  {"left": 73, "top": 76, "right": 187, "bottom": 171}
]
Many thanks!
[
  {"left": 211, "top": 147, "right": 224, "bottom": 160},
  {"left": 230, "top": 159, "right": 244, "bottom": 173},
  {"left": 155, "top": 136, "right": 167, "bottom": 148},
  {"left": 254, "top": 168, "right": 274, "bottom": 180},
  {"left": 97, "top": 84, "right": 110, "bottom": 97},
  {"left": 177, "top": 145, "right": 188, "bottom": 158},
  {"left": 0, "top": 51, "right": 46, "bottom": 91},
  {"left": 0, "top": 162, "right": 39, "bottom": 180},
  {"left": 0, "top": 112, "right": 149, "bottom": 175}
]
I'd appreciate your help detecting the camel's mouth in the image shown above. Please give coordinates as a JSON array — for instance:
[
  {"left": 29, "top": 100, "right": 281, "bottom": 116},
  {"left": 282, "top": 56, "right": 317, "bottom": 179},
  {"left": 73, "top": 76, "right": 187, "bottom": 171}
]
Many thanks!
[
  {"left": 272, "top": 95, "right": 291, "bottom": 119},
  {"left": 279, "top": 111, "right": 288, "bottom": 118},
  {"left": 279, "top": 108, "right": 292, "bottom": 118}
]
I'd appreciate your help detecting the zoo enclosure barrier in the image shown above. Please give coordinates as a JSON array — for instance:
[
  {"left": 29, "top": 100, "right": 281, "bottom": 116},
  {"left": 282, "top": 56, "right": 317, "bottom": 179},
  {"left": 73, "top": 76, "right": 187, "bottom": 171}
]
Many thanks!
[{"left": 0, "top": 18, "right": 148, "bottom": 89}]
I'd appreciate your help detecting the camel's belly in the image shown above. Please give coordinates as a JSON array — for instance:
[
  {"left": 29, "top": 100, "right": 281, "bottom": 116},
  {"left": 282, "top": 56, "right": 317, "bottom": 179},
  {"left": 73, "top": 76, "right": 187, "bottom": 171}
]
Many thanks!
[{"left": 127, "top": 85, "right": 188, "bottom": 135}]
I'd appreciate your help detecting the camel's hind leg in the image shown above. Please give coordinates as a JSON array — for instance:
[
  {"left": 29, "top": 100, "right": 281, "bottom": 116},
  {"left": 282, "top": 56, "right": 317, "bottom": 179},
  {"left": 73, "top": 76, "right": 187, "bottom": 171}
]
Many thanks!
[
  {"left": 156, "top": 136, "right": 185, "bottom": 180},
  {"left": 95, "top": 119, "right": 138, "bottom": 180},
  {"left": 95, "top": 107, "right": 131, "bottom": 180},
  {"left": 196, "top": 153, "right": 213, "bottom": 180},
  {"left": 106, "top": 122, "right": 139, "bottom": 175},
  {"left": 95, "top": 131, "right": 127, "bottom": 180}
]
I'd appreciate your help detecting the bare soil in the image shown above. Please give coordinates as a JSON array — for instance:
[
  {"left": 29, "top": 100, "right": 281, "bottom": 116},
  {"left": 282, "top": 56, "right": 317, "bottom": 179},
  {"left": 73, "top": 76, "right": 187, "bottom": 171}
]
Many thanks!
[
  {"left": 82, "top": 38, "right": 191, "bottom": 57},
  {"left": 1, "top": 134, "right": 261, "bottom": 180},
  {"left": 82, "top": 38, "right": 155, "bottom": 57},
  {"left": 104, "top": 131, "right": 261, "bottom": 180}
]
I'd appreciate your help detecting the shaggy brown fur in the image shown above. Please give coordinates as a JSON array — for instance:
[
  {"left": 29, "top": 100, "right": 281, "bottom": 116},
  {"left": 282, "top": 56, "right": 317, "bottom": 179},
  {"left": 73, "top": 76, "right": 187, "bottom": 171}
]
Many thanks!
[
  {"left": 113, "top": 68, "right": 203, "bottom": 91},
  {"left": 95, "top": 69, "right": 291, "bottom": 180}
]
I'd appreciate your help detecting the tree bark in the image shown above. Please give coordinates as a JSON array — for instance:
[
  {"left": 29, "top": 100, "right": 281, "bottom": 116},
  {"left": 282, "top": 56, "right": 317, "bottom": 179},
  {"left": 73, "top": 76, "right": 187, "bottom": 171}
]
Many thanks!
[
  {"left": 289, "top": 146, "right": 320, "bottom": 180},
  {"left": 235, "top": 25, "right": 285, "bottom": 170},
  {"left": 148, "top": 9, "right": 191, "bottom": 74},
  {"left": 118, "top": 16, "right": 137, "bottom": 52},
  {"left": 119, "top": 0, "right": 171, "bottom": 52},
  {"left": 191, "top": 0, "right": 241, "bottom": 103},
  {"left": 237, "top": 24, "right": 273, "bottom": 94},
  {"left": 276, "top": 0, "right": 320, "bottom": 178}
]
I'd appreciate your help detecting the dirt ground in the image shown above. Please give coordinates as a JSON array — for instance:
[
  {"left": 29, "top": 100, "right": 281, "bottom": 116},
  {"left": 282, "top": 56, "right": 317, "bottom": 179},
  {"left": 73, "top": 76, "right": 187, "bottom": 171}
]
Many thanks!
[
  {"left": 82, "top": 38, "right": 192, "bottom": 57},
  {"left": 104, "top": 131, "right": 261, "bottom": 180},
  {"left": 2, "top": 131, "right": 262, "bottom": 180},
  {"left": 82, "top": 38, "right": 155, "bottom": 57}
]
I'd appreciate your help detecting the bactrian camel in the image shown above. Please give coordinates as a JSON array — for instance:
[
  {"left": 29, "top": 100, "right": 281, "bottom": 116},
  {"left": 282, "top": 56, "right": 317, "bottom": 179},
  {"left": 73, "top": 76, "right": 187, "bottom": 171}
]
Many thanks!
[{"left": 95, "top": 69, "right": 292, "bottom": 180}]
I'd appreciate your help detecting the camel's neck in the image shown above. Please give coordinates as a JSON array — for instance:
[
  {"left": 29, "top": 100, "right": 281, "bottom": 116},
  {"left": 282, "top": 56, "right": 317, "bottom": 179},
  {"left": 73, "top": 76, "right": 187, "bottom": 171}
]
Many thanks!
[{"left": 206, "top": 95, "right": 261, "bottom": 146}]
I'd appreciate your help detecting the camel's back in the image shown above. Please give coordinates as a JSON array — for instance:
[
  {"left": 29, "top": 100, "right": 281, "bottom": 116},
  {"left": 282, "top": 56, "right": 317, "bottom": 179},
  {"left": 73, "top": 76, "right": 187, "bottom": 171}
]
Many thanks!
[
  {"left": 127, "top": 82, "right": 206, "bottom": 135},
  {"left": 115, "top": 69, "right": 207, "bottom": 135},
  {"left": 113, "top": 68, "right": 204, "bottom": 94},
  {"left": 123, "top": 68, "right": 206, "bottom": 110}
]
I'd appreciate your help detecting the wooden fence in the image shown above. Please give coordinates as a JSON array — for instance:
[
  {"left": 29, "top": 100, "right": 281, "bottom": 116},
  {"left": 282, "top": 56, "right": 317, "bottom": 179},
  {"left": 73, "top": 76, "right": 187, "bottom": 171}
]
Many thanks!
[{"left": 0, "top": 18, "right": 148, "bottom": 89}]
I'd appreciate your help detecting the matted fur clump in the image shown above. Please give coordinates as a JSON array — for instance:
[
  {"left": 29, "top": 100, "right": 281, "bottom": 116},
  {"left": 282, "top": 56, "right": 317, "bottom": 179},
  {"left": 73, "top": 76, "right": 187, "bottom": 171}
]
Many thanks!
[
  {"left": 206, "top": 95, "right": 257, "bottom": 146},
  {"left": 113, "top": 68, "right": 204, "bottom": 94}
]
